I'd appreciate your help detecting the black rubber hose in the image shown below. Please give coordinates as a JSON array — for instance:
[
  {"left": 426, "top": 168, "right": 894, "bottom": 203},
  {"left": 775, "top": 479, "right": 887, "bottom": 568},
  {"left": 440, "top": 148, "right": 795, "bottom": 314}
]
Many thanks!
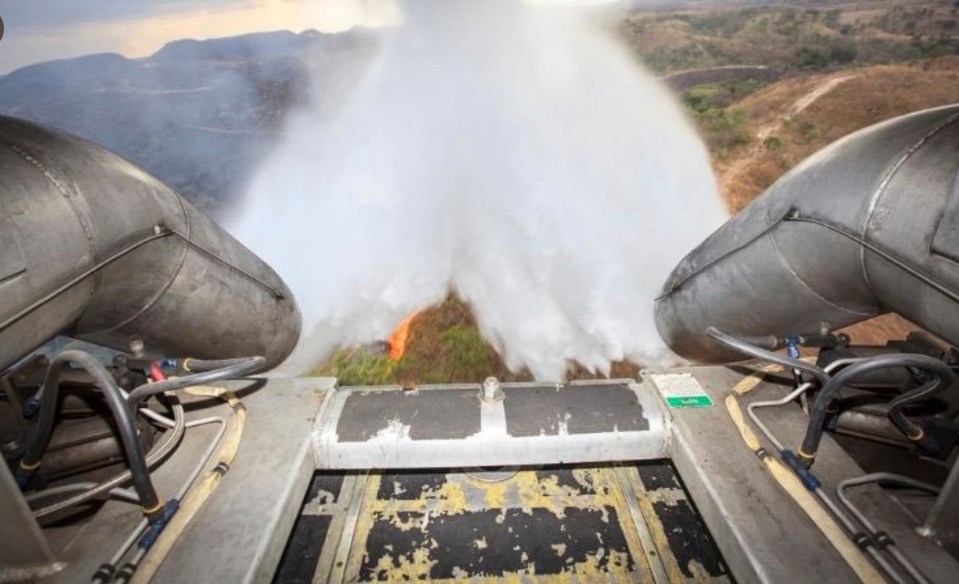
[
  {"left": 888, "top": 374, "right": 950, "bottom": 441},
  {"left": 18, "top": 350, "right": 161, "bottom": 515},
  {"left": 728, "top": 334, "right": 781, "bottom": 350},
  {"left": 126, "top": 356, "right": 264, "bottom": 412},
  {"left": 799, "top": 353, "right": 954, "bottom": 465},
  {"left": 706, "top": 327, "right": 830, "bottom": 385}
]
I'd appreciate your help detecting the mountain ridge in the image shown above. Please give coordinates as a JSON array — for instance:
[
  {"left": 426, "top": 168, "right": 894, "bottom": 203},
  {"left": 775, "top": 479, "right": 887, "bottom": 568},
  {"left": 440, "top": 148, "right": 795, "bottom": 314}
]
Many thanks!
[{"left": 0, "top": 28, "right": 379, "bottom": 215}]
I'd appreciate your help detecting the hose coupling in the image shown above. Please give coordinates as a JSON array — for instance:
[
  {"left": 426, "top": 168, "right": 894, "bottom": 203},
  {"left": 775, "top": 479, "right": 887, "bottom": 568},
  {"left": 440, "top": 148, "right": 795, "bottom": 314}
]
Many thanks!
[
  {"left": 22, "top": 395, "right": 41, "bottom": 419},
  {"left": 14, "top": 458, "right": 41, "bottom": 488},
  {"left": 782, "top": 450, "right": 821, "bottom": 491},
  {"left": 140, "top": 499, "right": 180, "bottom": 547}
]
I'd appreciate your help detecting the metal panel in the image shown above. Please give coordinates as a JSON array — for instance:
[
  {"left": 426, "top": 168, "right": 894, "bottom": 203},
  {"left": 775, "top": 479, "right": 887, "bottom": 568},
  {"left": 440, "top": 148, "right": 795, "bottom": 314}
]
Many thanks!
[
  {"left": 0, "top": 461, "right": 64, "bottom": 582},
  {"left": 920, "top": 456, "right": 959, "bottom": 556},
  {"left": 0, "top": 213, "right": 25, "bottom": 284},
  {"left": 313, "top": 380, "right": 668, "bottom": 470},
  {"left": 151, "top": 378, "right": 333, "bottom": 584},
  {"left": 336, "top": 389, "right": 480, "bottom": 442},
  {"left": 650, "top": 365, "right": 859, "bottom": 584},
  {"left": 36, "top": 376, "right": 333, "bottom": 584},
  {"left": 652, "top": 365, "right": 959, "bottom": 584},
  {"left": 503, "top": 382, "right": 650, "bottom": 437},
  {"left": 931, "top": 168, "right": 959, "bottom": 264}
]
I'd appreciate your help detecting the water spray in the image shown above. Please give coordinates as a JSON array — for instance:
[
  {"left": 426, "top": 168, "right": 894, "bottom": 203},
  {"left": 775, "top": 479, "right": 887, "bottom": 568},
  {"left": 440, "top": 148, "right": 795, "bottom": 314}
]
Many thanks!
[{"left": 230, "top": 0, "right": 725, "bottom": 379}]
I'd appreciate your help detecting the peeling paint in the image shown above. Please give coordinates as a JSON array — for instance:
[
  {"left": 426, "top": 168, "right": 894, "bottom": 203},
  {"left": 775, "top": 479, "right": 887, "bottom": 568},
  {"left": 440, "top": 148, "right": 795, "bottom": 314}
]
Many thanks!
[
  {"left": 504, "top": 384, "right": 649, "bottom": 438},
  {"left": 337, "top": 390, "right": 481, "bottom": 442},
  {"left": 646, "top": 487, "right": 687, "bottom": 507},
  {"left": 292, "top": 463, "right": 729, "bottom": 582},
  {"left": 372, "top": 419, "right": 412, "bottom": 442},
  {"left": 368, "top": 547, "right": 437, "bottom": 581}
]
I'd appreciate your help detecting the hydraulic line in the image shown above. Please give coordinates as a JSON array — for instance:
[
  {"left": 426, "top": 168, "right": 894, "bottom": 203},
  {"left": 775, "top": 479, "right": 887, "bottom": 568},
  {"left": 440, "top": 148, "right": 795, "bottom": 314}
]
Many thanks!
[
  {"left": 736, "top": 359, "right": 936, "bottom": 584},
  {"left": 26, "top": 483, "right": 138, "bottom": 505},
  {"left": 38, "top": 356, "right": 257, "bottom": 576},
  {"left": 16, "top": 350, "right": 165, "bottom": 522},
  {"left": 888, "top": 376, "right": 948, "bottom": 442},
  {"left": 91, "top": 414, "right": 227, "bottom": 584},
  {"left": 800, "top": 354, "right": 955, "bottom": 467},
  {"left": 724, "top": 388, "right": 886, "bottom": 583},
  {"left": 814, "top": 487, "right": 906, "bottom": 584},
  {"left": 730, "top": 364, "right": 904, "bottom": 583},
  {"left": 179, "top": 357, "right": 257, "bottom": 372},
  {"left": 126, "top": 356, "right": 264, "bottom": 412},
  {"left": 130, "top": 386, "right": 246, "bottom": 583},
  {"left": 747, "top": 358, "right": 865, "bottom": 452},
  {"left": 838, "top": 473, "right": 939, "bottom": 584},
  {"left": 25, "top": 377, "right": 177, "bottom": 430},
  {"left": 706, "top": 327, "right": 830, "bottom": 385},
  {"left": 26, "top": 388, "right": 176, "bottom": 512},
  {"left": 32, "top": 395, "right": 185, "bottom": 519}
]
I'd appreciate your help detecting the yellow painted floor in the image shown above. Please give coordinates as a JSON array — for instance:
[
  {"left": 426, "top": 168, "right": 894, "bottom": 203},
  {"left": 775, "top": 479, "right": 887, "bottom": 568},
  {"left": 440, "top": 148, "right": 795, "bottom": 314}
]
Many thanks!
[{"left": 277, "top": 462, "right": 732, "bottom": 583}]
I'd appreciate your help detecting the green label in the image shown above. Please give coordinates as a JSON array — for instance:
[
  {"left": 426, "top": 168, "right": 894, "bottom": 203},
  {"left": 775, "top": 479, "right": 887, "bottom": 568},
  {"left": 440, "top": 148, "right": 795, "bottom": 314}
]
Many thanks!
[
  {"left": 665, "top": 395, "right": 714, "bottom": 408},
  {"left": 650, "top": 373, "right": 715, "bottom": 409}
]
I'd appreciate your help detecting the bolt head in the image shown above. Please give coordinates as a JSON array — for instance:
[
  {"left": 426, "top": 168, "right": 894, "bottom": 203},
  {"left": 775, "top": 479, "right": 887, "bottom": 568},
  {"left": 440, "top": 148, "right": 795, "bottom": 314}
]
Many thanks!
[{"left": 481, "top": 377, "right": 503, "bottom": 402}]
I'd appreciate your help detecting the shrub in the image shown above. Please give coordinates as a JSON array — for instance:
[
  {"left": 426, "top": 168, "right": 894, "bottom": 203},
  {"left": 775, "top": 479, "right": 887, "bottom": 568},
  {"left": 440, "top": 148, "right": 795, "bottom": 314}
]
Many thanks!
[
  {"left": 691, "top": 107, "right": 752, "bottom": 156},
  {"left": 798, "top": 46, "right": 830, "bottom": 70},
  {"left": 763, "top": 135, "right": 783, "bottom": 151}
]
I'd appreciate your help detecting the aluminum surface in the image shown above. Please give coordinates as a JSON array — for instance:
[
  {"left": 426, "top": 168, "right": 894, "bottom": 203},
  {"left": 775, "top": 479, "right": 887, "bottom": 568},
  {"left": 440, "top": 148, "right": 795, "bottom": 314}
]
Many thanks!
[
  {"left": 649, "top": 365, "right": 959, "bottom": 584},
  {"left": 0, "top": 460, "right": 63, "bottom": 582},
  {"left": 313, "top": 380, "right": 668, "bottom": 470},
  {"left": 921, "top": 457, "right": 959, "bottom": 556},
  {"left": 834, "top": 408, "right": 912, "bottom": 447},
  {"left": 656, "top": 104, "right": 959, "bottom": 362},
  {"left": 309, "top": 473, "right": 368, "bottom": 584},
  {"left": 35, "top": 377, "right": 332, "bottom": 584},
  {"left": 0, "top": 116, "right": 300, "bottom": 371},
  {"left": 612, "top": 465, "right": 674, "bottom": 584},
  {"left": 151, "top": 378, "right": 332, "bottom": 584}
]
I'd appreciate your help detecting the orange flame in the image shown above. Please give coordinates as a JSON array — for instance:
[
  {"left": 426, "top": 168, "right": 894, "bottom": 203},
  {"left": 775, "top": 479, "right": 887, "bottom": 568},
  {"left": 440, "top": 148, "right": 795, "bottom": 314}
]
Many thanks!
[{"left": 388, "top": 312, "right": 419, "bottom": 362}]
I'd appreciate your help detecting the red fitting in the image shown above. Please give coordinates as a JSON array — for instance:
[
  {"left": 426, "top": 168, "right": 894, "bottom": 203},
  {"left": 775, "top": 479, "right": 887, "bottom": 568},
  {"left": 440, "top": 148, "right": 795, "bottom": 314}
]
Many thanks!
[{"left": 149, "top": 361, "right": 167, "bottom": 382}]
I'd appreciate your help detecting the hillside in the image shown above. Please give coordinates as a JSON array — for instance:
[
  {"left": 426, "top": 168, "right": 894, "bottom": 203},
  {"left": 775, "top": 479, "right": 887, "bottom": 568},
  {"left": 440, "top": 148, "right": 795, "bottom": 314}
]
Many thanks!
[
  {"left": 0, "top": 29, "right": 377, "bottom": 216},
  {"left": 717, "top": 57, "right": 959, "bottom": 210},
  {"left": 616, "top": 0, "right": 959, "bottom": 75}
]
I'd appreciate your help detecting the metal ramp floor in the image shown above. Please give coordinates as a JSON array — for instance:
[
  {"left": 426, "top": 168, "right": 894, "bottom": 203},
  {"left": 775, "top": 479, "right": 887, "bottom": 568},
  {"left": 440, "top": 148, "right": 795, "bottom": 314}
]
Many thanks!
[{"left": 275, "top": 462, "right": 731, "bottom": 583}]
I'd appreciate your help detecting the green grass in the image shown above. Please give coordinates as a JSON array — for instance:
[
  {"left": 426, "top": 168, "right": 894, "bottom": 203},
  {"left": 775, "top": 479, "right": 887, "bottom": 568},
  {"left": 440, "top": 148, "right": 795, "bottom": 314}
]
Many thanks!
[
  {"left": 312, "top": 348, "right": 397, "bottom": 386},
  {"left": 681, "top": 83, "right": 754, "bottom": 158},
  {"left": 311, "top": 296, "right": 532, "bottom": 387}
]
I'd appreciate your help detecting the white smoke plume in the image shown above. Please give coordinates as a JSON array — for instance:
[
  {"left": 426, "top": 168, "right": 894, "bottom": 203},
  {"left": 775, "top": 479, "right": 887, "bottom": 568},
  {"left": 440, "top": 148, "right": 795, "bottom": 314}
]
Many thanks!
[{"left": 229, "top": 0, "right": 725, "bottom": 380}]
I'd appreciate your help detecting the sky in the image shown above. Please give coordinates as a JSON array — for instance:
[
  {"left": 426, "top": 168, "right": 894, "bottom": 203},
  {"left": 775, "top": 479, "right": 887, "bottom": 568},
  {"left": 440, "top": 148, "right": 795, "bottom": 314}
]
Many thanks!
[
  {"left": 0, "top": 0, "right": 625, "bottom": 74},
  {"left": 0, "top": 0, "right": 401, "bottom": 73}
]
